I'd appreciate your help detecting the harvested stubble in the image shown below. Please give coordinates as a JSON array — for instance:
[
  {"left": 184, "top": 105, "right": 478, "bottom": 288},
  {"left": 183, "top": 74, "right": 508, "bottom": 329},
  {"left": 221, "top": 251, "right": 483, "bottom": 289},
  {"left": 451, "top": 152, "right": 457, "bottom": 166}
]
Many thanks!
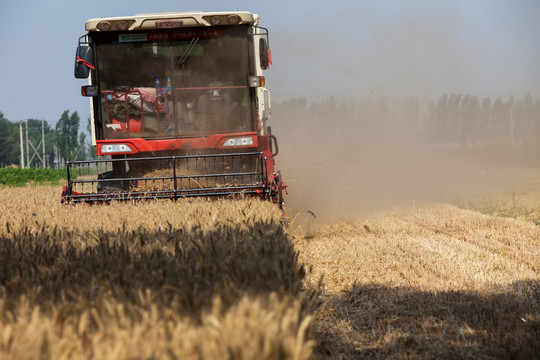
[
  {"left": 0, "top": 186, "right": 313, "bottom": 360},
  {"left": 292, "top": 203, "right": 540, "bottom": 359}
]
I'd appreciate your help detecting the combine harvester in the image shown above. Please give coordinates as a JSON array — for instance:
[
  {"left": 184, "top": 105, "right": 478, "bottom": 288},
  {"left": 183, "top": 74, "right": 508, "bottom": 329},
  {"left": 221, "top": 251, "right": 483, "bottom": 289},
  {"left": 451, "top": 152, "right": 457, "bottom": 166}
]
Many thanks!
[{"left": 63, "top": 11, "right": 286, "bottom": 208}]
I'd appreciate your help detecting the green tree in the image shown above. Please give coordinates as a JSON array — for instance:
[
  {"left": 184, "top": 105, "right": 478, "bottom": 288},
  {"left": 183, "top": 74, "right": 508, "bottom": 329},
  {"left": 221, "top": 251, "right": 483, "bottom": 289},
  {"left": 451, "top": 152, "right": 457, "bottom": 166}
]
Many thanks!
[
  {"left": 56, "top": 110, "right": 84, "bottom": 161},
  {"left": 459, "top": 94, "right": 480, "bottom": 145},
  {"left": 432, "top": 94, "right": 448, "bottom": 141},
  {"left": 447, "top": 93, "right": 461, "bottom": 142},
  {"left": 0, "top": 113, "right": 20, "bottom": 166},
  {"left": 403, "top": 96, "right": 420, "bottom": 136},
  {"left": 78, "top": 132, "right": 87, "bottom": 160},
  {"left": 86, "top": 115, "right": 97, "bottom": 159},
  {"left": 480, "top": 97, "right": 492, "bottom": 142}
]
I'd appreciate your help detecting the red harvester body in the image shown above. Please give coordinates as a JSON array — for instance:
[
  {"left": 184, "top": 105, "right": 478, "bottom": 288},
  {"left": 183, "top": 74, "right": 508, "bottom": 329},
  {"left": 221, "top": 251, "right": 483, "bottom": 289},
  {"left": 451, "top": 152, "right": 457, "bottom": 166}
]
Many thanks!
[{"left": 63, "top": 11, "right": 286, "bottom": 207}]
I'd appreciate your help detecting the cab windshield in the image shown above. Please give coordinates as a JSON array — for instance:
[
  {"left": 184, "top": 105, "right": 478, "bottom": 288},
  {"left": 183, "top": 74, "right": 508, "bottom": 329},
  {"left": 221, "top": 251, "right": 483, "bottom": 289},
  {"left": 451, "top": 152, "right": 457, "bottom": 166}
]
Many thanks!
[{"left": 92, "top": 25, "right": 253, "bottom": 140}]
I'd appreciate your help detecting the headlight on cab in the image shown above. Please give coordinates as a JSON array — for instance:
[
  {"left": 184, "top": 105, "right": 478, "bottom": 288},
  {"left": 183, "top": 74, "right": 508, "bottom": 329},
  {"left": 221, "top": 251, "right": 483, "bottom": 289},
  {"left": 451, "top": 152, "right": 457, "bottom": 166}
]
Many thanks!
[
  {"left": 100, "top": 144, "right": 134, "bottom": 154},
  {"left": 222, "top": 137, "right": 254, "bottom": 147}
]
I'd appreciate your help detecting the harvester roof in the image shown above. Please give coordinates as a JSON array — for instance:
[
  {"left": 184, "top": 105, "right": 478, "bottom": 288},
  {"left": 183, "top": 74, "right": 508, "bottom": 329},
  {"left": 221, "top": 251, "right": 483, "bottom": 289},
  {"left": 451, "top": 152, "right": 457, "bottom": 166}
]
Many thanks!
[{"left": 85, "top": 11, "right": 259, "bottom": 32}]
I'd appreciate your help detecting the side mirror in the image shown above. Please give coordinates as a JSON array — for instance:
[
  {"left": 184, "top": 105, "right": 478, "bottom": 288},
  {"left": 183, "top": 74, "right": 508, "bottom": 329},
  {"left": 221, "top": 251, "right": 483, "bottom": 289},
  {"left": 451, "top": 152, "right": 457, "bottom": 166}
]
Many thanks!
[
  {"left": 259, "top": 39, "right": 269, "bottom": 70},
  {"left": 262, "top": 88, "right": 271, "bottom": 121},
  {"left": 74, "top": 46, "right": 93, "bottom": 79}
]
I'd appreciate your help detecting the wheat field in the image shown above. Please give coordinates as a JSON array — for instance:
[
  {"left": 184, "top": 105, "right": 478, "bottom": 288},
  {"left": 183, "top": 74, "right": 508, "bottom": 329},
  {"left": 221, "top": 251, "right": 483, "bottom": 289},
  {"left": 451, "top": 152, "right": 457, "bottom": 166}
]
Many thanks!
[
  {"left": 1, "top": 182, "right": 539, "bottom": 359},
  {"left": 0, "top": 186, "right": 312, "bottom": 359}
]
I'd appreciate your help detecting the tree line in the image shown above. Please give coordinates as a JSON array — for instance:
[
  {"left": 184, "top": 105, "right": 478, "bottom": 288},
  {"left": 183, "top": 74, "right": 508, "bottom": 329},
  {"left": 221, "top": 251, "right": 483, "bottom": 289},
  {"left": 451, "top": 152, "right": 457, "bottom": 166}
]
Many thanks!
[
  {"left": 2, "top": 92, "right": 539, "bottom": 167},
  {"left": 273, "top": 93, "right": 540, "bottom": 147},
  {"left": 425, "top": 93, "right": 540, "bottom": 145},
  {"left": 0, "top": 110, "right": 89, "bottom": 168}
]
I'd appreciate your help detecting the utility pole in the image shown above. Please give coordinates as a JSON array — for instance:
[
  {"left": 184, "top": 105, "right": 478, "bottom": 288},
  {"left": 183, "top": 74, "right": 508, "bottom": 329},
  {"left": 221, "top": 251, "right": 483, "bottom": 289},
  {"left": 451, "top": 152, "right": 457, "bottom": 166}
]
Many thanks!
[
  {"left": 19, "top": 122, "right": 25, "bottom": 169},
  {"left": 24, "top": 119, "right": 46, "bottom": 168},
  {"left": 25, "top": 119, "right": 29, "bottom": 168},
  {"left": 42, "top": 120, "right": 46, "bottom": 168},
  {"left": 54, "top": 145, "right": 60, "bottom": 169}
]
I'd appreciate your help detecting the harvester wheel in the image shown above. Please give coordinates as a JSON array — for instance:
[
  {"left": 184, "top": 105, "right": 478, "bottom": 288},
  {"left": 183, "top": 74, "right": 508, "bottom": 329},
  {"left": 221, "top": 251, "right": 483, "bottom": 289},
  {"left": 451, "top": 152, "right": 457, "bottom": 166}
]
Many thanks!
[
  {"left": 97, "top": 170, "right": 129, "bottom": 193},
  {"left": 273, "top": 171, "right": 284, "bottom": 210}
]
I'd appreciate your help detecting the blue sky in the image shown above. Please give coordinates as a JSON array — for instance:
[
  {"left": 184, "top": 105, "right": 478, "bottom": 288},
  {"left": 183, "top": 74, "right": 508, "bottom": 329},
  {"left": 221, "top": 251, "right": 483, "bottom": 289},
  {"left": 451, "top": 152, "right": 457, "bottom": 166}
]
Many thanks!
[{"left": 0, "top": 0, "right": 539, "bottom": 125}]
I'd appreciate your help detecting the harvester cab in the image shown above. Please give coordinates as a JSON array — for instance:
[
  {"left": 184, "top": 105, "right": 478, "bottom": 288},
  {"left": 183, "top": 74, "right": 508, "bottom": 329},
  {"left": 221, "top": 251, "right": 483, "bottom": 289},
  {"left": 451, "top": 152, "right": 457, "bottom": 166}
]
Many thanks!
[{"left": 63, "top": 11, "right": 286, "bottom": 208}]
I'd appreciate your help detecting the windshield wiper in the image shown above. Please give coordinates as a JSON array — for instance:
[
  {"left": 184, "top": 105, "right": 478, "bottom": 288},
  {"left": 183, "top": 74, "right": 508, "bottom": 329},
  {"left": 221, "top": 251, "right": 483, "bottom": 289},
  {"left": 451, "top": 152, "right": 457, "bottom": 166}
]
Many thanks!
[{"left": 177, "top": 35, "right": 200, "bottom": 65}]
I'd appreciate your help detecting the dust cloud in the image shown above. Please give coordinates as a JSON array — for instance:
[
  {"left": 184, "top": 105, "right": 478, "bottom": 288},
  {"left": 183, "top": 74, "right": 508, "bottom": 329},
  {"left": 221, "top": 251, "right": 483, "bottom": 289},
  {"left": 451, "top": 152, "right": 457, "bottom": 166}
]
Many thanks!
[
  {"left": 264, "top": 2, "right": 540, "bottom": 223},
  {"left": 267, "top": 2, "right": 540, "bottom": 106},
  {"left": 271, "top": 99, "right": 540, "bottom": 223}
]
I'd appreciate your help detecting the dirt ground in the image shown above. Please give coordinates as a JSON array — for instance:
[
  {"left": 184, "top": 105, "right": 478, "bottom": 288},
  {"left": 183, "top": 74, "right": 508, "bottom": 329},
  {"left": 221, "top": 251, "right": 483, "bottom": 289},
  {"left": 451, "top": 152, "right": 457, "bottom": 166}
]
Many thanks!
[{"left": 290, "top": 201, "right": 539, "bottom": 358}]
